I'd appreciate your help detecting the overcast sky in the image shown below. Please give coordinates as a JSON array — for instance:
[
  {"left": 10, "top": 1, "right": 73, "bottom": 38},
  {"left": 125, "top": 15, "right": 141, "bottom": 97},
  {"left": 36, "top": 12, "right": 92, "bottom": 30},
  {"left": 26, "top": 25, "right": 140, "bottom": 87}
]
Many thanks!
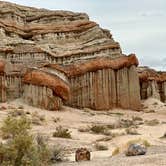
[{"left": 3, "top": 0, "right": 166, "bottom": 70}]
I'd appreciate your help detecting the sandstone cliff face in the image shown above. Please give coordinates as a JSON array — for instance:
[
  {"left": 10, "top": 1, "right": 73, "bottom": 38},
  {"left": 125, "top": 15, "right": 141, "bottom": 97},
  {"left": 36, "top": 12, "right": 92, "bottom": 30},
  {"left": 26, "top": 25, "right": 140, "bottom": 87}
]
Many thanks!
[
  {"left": 138, "top": 67, "right": 166, "bottom": 102},
  {"left": 0, "top": 1, "right": 143, "bottom": 110},
  {"left": 44, "top": 55, "right": 141, "bottom": 110}
]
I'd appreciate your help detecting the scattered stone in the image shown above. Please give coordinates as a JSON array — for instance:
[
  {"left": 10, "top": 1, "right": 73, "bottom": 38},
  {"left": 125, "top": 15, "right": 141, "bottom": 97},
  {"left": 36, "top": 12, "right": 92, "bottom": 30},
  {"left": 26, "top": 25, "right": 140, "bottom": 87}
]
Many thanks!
[
  {"left": 75, "top": 148, "right": 91, "bottom": 162},
  {"left": 126, "top": 144, "right": 147, "bottom": 156}
]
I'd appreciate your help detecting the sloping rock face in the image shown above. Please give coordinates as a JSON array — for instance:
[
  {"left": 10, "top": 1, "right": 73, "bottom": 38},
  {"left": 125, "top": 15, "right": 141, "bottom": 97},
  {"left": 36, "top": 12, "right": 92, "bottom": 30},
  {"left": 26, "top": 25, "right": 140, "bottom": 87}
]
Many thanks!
[
  {"left": 0, "top": 1, "right": 142, "bottom": 110},
  {"left": 44, "top": 55, "right": 141, "bottom": 110},
  {"left": 138, "top": 67, "right": 166, "bottom": 102}
]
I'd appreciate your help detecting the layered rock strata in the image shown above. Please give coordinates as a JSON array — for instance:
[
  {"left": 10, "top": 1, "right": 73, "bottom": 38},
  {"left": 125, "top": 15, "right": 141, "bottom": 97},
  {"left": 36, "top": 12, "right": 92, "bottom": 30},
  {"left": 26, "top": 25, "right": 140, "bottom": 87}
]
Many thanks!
[
  {"left": 0, "top": 1, "right": 144, "bottom": 110},
  {"left": 22, "top": 68, "right": 70, "bottom": 110},
  {"left": 138, "top": 67, "right": 166, "bottom": 102},
  {"left": 44, "top": 54, "right": 141, "bottom": 110}
]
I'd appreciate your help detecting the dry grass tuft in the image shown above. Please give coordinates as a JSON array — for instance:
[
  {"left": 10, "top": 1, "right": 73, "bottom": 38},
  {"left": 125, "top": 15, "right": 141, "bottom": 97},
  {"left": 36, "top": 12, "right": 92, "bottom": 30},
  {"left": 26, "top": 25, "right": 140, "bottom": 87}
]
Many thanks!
[{"left": 112, "top": 147, "right": 120, "bottom": 156}]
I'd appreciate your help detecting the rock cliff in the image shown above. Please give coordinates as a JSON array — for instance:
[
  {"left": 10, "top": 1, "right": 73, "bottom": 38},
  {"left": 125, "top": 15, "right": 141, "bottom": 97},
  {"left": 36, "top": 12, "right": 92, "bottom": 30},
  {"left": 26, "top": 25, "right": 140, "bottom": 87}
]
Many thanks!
[
  {"left": 0, "top": 1, "right": 153, "bottom": 110},
  {"left": 138, "top": 67, "right": 166, "bottom": 102}
]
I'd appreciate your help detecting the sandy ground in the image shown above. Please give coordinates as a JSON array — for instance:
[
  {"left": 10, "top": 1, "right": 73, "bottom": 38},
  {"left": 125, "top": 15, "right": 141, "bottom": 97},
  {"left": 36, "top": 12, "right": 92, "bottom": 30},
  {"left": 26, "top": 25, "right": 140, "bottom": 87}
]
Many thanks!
[{"left": 0, "top": 98, "right": 166, "bottom": 165}]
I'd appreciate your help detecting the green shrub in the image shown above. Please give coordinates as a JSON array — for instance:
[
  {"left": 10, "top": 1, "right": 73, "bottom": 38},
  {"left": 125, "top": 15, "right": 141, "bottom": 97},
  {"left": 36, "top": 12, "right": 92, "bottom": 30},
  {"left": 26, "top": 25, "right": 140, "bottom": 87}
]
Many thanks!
[
  {"left": 53, "top": 126, "right": 71, "bottom": 139},
  {"left": 1, "top": 115, "right": 31, "bottom": 139},
  {"left": 0, "top": 116, "right": 64, "bottom": 165}
]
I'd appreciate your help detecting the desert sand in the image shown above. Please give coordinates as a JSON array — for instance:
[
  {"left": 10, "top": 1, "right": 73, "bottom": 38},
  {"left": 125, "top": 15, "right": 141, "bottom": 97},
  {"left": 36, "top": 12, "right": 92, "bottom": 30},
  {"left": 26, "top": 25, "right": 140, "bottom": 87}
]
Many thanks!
[{"left": 0, "top": 97, "right": 166, "bottom": 166}]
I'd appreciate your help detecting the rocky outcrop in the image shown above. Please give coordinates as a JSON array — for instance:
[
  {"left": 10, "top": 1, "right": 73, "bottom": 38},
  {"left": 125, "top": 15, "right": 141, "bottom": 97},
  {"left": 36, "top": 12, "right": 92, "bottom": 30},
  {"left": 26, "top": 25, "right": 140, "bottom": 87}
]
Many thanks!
[
  {"left": 22, "top": 68, "right": 70, "bottom": 110},
  {"left": 138, "top": 67, "right": 166, "bottom": 102},
  {"left": 44, "top": 55, "right": 141, "bottom": 110},
  {"left": 0, "top": 1, "right": 144, "bottom": 110}
]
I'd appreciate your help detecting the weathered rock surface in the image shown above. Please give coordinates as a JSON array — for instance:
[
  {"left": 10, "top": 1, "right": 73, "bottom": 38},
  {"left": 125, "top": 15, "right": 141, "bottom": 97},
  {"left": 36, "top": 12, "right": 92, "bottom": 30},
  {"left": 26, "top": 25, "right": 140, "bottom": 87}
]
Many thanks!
[
  {"left": 126, "top": 144, "right": 147, "bottom": 156},
  {"left": 75, "top": 148, "right": 91, "bottom": 162},
  {"left": 0, "top": 1, "right": 142, "bottom": 110},
  {"left": 138, "top": 67, "right": 166, "bottom": 102}
]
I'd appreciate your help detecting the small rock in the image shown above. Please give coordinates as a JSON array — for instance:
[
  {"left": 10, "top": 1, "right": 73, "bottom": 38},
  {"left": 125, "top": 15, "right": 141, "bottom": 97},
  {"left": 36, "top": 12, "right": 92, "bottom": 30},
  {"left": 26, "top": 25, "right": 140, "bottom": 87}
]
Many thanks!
[
  {"left": 75, "top": 148, "right": 90, "bottom": 162},
  {"left": 126, "top": 144, "right": 147, "bottom": 156}
]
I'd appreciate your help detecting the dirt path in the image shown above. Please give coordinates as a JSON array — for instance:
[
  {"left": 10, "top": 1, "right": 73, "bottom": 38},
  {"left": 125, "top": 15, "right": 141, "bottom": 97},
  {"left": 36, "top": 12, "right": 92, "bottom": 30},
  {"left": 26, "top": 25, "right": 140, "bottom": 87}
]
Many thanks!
[{"left": 57, "top": 146, "right": 166, "bottom": 166}]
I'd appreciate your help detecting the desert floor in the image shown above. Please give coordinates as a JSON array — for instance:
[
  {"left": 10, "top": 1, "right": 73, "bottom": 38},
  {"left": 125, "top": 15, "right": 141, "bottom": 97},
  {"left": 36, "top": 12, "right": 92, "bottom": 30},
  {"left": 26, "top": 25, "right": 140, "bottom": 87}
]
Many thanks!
[{"left": 0, "top": 98, "right": 166, "bottom": 166}]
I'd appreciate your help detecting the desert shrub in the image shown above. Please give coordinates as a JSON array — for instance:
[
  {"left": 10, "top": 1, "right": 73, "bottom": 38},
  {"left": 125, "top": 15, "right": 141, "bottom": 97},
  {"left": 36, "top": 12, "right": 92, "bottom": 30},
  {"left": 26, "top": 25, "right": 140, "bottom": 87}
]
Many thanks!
[
  {"left": 1, "top": 115, "right": 31, "bottom": 139},
  {"left": 90, "top": 125, "right": 108, "bottom": 135},
  {"left": 132, "top": 116, "right": 143, "bottom": 121},
  {"left": 96, "top": 136, "right": 113, "bottom": 142},
  {"left": 53, "top": 126, "right": 71, "bottom": 139},
  {"left": 95, "top": 143, "right": 108, "bottom": 151},
  {"left": 0, "top": 116, "right": 64, "bottom": 165},
  {"left": 78, "top": 127, "right": 90, "bottom": 133},
  {"left": 112, "top": 147, "right": 120, "bottom": 156},
  {"left": 119, "top": 119, "right": 135, "bottom": 128},
  {"left": 50, "top": 146, "right": 65, "bottom": 163},
  {"left": 145, "top": 119, "right": 159, "bottom": 126}
]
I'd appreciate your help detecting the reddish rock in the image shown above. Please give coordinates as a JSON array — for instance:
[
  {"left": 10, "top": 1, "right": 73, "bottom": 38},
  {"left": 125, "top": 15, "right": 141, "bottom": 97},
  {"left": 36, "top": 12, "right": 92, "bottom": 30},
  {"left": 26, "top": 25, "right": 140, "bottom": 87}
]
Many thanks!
[{"left": 75, "top": 148, "right": 90, "bottom": 162}]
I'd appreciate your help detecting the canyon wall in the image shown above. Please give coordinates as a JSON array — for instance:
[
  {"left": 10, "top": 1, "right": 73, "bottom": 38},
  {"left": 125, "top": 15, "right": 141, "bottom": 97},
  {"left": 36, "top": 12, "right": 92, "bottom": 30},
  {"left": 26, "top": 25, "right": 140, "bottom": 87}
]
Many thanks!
[
  {"left": 0, "top": 1, "right": 165, "bottom": 111},
  {"left": 43, "top": 55, "right": 141, "bottom": 110},
  {"left": 138, "top": 67, "right": 166, "bottom": 102}
]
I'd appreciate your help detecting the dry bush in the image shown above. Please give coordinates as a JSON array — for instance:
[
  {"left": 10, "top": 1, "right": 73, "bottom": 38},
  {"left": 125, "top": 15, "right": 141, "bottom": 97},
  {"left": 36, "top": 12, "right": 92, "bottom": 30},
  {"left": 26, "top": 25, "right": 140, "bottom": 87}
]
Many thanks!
[
  {"left": 132, "top": 116, "right": 143, "bottom": 121},
  {"left": 95, "top": 143, "right": 108, "bottom": 151},
  {"left": 78, "top": 127, "right": 90, "bottom": 133},
  {"left": 145, "top": 119, "right": 159, "bottom": 126},
  {"left": 0, "top": 116, "right": 65, "bottom": 165},
  {"left": 96, "top": 136, "right": 113, "bottom": 142},
  {"left": 112, "top": 147, "right": 120, "bottom": 156},
  {"left": 53, "top": 126, "right": 71, "bottom": 139},
  {"left": 89, "top": 125, "right": 110, "bottom": 135}
]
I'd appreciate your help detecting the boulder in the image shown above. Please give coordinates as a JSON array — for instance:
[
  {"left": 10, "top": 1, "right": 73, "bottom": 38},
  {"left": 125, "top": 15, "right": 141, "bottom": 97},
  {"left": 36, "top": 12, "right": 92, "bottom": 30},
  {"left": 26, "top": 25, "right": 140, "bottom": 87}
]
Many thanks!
[
  {"left": 75, "top": 148, "right": 90, "bottom": 162},
  {"left": 126, "top": 144, "right": 147, "bottom": 156}
]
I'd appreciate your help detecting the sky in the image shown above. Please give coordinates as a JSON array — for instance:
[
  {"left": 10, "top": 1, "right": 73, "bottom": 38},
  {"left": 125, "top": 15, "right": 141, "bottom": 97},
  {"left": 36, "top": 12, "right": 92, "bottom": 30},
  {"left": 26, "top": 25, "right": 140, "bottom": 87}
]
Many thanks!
[{"left": 2, "top": 0, "right": 166, "bottom": 70}]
